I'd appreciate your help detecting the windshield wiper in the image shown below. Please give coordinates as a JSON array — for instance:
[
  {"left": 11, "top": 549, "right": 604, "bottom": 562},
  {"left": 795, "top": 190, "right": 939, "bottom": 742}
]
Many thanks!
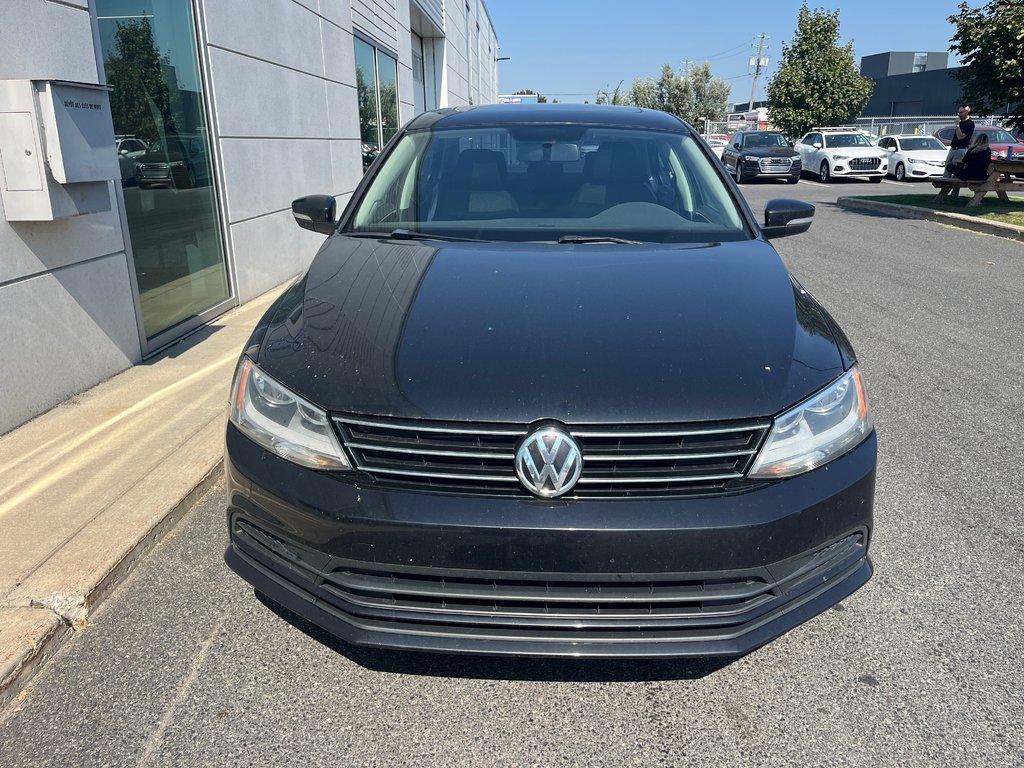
[
  {"left": 389, "top": 229, "right": 487, "bottom": 242},
  {"left": 556, "top": 235, "right": 645, "bottom": 244},
  {"left": 344, "top": 230, "right": 487, "bottom": 242}
]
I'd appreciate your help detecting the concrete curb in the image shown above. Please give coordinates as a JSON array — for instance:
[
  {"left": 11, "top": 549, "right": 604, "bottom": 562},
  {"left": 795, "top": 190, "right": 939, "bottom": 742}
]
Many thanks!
[
  {"left": 836, "top": 196, "right": 1024, "bottom": 244},
  {"left": 0, "top": 463, "right": 224, "bottom": 704},
  {"left": 0, "top": 282, "right": 289, "bottom": 712}
]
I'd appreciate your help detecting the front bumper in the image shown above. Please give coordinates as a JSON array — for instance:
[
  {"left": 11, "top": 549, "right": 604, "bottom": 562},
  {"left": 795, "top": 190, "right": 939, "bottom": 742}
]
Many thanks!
[
  {"left": 224, "top": 423, "right": 876, "bottom": 657},
  {"left": 831, "top": 162, "right": 886, "bottom": 177},
  {"left": 744, "top": 158, "right": 801, "bottom": 181}
]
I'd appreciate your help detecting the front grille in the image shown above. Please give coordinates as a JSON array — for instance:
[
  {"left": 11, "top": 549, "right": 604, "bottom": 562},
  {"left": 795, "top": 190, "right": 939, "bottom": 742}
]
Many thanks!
[
  {"left": 333, "top": 415, "right": 769, "bottom": 498},
  {"left": 232, "top": 518, "right": 868, "bottom": 638},
  {"left": 849, "top": 157, "right": 881, "bottom": 170},
  {"left": 141, "top": 163, "right": 168, "bottom": 171},
  {"left": 758, "top": 157, "right": 794, "bottom": 172}
]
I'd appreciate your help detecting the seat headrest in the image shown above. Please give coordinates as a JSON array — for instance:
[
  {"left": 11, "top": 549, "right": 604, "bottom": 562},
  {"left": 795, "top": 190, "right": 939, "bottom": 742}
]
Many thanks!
[
  {"left": 453, "top": 149, "right": 507, "bottom": 188},
  {"left": 584, "top": 141, "right": 644, "bottom": 181}
]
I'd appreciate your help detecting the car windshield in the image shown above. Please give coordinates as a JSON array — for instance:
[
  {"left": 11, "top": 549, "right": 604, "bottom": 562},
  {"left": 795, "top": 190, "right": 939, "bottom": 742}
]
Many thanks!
[
  {"left": 980, "top": 129, "right": 1016, "bottom": 144},
  {"left": 744, "top": 133, "right": 788, "bottom": 148},
  {"left": 825, "top": 133, "right": 872, "bottom": 148},
  {"left": 901, "top": 137, "right": 945, "bottom": 151},
  {"left": 345, "top": 124, "right": 747, "bottom": 243}
]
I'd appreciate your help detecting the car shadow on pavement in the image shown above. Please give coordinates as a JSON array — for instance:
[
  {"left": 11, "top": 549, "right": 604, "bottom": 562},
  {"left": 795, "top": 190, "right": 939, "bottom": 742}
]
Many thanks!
[{"left": 256, "top": 591, "right": 736, "bottom": 682}]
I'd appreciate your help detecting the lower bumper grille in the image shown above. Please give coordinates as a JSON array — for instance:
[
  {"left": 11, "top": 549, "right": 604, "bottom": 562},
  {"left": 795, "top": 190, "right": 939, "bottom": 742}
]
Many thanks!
[
  {"left": 232, "top": 517, "right": 868, "bottom": 639},
  {"left": 849, "top": 157, "right": 881, "bottom": 170}
]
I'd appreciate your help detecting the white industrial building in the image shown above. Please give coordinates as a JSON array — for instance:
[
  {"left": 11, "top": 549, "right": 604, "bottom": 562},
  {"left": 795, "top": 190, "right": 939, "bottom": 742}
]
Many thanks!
[{"left": 0, "top": 0, "right": 498, "bottom": 435}]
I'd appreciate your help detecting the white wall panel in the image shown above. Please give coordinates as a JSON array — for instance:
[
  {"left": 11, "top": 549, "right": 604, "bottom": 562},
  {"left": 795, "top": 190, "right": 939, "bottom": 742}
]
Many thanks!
[
  {"left": 219, "top": 138, "right": 334, "bottom": 224},
  {"left": 204, "top": 0, "right": 325, "bottom": 77},
  {"left": 229, "top": 208, "right": 324, "bottom": 303},
  {"left": 317, "top": 0, "right": 353, "bottom": 30},
  {"left": 208, "top": 48, "right": 331, "bottom": 139},
  {"left": 320, "top": 19, "right": 358, "bottom": 86},
  {"left": 0, "top": 199, "right": 124, "bottom": 285},
  {"left": 0, "top": 1, "right": 98, "bottom": 82},
  {"left": 0, "top": 254, "right": 139, "bottom": 434},
  {"left": 352, "top": 0, "right": 399, "bottom": 51},
  {"left": 326, "top": 82, "right": 361, "bottom": 140},
  {"left": 330, "top": 140, "right": 363, "bottom": 197}
]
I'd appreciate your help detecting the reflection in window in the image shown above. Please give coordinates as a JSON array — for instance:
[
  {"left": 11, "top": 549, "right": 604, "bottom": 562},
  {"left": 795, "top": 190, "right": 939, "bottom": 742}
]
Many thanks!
[
  {"left": 355, "top": 38, "right": 399, "bottom": 172},
  {"left": 97, "top": 0, "right": 229, "bottom": 342}
]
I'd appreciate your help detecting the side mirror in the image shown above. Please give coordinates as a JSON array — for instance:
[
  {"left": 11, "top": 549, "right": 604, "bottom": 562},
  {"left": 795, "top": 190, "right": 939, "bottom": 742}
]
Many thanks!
[
  {"left": 292, "top": 194, "right": 336, "bottom": 235},
  {"left": 762, "top": 198, "right": 815, "bottom": 239},
  {"left": 812, "top": 142, "right": 823, "bottom": 149},
  {"left": 119, "top": 148, "right": 129, "bottom": 155}
]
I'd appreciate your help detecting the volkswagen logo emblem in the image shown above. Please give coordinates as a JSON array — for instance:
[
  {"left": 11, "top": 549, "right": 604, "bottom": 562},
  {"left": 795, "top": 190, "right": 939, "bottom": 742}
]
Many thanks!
[{"left": 515, "top": 426, "right": 583, "bottom": 498}]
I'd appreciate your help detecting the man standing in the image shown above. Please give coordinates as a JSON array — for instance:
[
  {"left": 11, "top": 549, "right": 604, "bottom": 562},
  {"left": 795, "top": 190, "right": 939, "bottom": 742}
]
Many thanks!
[{"left": 946, "top": 106, "right": 975, "bottom": 197}]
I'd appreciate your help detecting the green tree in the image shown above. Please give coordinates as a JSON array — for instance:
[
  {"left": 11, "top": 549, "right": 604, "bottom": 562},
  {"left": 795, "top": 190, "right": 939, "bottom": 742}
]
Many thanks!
[
  {"left": 595, "top": 80, "right": 628, "bottom": 106},
  {"left": 513, "top": 88, "right": 547, "bottom": 103},
  {"left": 104, "top": 18, "right": 175, "bottom": 141},
  {"left": 949, "top": 0, "right": 1024, "bottom": 130},
  {"left": 766, "top": 4, "right": 873, "bottom": 137},
  {"left": 627, "top": 63, "right": 729, "bottom": 123}
]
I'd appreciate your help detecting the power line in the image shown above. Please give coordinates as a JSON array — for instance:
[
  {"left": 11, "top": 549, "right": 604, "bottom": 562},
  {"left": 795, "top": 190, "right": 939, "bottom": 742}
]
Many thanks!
[{"left": 691, "top": 39, "right": 756, "bottom": 61}]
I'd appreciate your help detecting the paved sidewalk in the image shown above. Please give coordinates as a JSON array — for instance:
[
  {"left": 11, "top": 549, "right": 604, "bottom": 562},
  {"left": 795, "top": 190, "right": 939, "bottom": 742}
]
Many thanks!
[{"left": 0, "top": 283, "right": 288, "bottom": 701}]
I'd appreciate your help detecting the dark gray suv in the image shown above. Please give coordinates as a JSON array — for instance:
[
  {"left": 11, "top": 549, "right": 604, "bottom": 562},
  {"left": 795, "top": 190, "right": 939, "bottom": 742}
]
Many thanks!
[{"left": 723, "top": 130, "right": 801, "bottom": 184}]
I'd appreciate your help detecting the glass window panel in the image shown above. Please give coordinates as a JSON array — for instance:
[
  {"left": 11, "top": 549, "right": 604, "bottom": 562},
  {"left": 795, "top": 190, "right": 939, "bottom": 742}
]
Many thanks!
[
  {"left": 97, "top": 0, "right": 229, "bottom": 341},
  {"left": 355, "top": 38, "right": 380, "bottom": 171},
  {"left": 377, "top": 52, "right": 399, "bottom": 146}
]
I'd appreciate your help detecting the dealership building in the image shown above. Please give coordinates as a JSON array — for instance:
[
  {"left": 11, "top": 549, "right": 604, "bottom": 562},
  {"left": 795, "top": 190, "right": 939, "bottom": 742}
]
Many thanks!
[{"left": 0, "top": 0, "right": 498, "bottom": 435}]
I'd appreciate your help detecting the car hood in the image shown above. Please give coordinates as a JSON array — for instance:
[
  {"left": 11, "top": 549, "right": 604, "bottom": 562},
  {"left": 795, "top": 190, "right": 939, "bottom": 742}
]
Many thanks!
[
  {"left": 990, "top": 141, "right": 1024, "bottom": 153},
  {"left": 257, "top": 236, "right": 846, "bottom": 423},
  {"left": 825, "top": 146, "right": 883, "bottom": 156},
  {"left": 743, "top": 147, "right": 799, "bottom": 159},
  {"left": 901, "top": 149, "right": 948, "bottom": 161}
]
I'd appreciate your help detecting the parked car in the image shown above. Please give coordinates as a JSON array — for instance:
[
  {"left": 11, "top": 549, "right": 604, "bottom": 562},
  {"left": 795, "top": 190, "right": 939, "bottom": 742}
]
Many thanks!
[
  {"left": 704, "top": 136, "right": 728, "bottom": 159},
  {"left": 933, "top": 125, "right": 1024, "bottom": 160},
  {"left": 115, "top": 136, "right": 148, "bottom": 186},
  {"left": 722, "top": 130, "right": 801, "bottom": 183},
  {"left": 224, "top": 104, "right": 876, "bottom": 659},
  {"left": 795, "top": 128, "right": 888, "bottom": 182},
  {"left": 877, "top": 135, "right": 949, "bottom": 181},
  {"left": 135, "top": 134, "right": 211, "bottom": 189}
]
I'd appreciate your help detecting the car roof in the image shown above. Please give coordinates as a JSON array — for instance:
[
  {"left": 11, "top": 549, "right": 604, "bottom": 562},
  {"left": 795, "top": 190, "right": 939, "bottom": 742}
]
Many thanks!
[{"left": 406, "top": 103, "right": 689, "bottom": 132}]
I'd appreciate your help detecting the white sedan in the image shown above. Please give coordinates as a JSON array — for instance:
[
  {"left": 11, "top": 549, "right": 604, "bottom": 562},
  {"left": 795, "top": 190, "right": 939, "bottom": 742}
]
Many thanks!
[
  {"left": 876, "top": 135, "right": 949, "bottom": 181},
  {"left": 706, "top": 137, "right": 728, "bottom": 159}
]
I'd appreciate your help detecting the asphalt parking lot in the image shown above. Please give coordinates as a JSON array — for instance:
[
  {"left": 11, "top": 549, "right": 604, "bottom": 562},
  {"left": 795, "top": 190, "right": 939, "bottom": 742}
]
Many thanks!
[{"left": 2, "top": 176, "right": 1022, "bottom": 767}]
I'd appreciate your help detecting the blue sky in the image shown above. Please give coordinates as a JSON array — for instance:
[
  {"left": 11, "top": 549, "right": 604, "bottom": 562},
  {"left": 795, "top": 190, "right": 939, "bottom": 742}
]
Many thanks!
[{"left": 486, "top": 0, "right": 966, "bottom": 105}]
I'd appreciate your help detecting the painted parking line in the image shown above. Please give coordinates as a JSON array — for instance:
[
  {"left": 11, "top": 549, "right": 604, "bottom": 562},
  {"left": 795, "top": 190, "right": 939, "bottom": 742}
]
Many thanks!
[{"left": 799, "top": 179, "right": 828, "bottom": 187}]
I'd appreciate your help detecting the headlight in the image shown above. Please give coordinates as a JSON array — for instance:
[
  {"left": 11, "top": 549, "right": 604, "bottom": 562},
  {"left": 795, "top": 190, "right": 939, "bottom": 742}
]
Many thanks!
[
  {"left": 229, "top": 357, "right": 350, "bottom": 470},
  {"left": 749, "top": 366, "right": 872, "bottom": 479},
  {"left": 169, "top": 160, "right": 185, "bottom": 167},
  {"left": 831, "top": 154, "right": 849, "bottom": 161},
  {"left": 992, "top": 150, "right": 1007, "bottom": 158},
  {"left": 909, "top": 158, "right": 924, "bottom": 164}
]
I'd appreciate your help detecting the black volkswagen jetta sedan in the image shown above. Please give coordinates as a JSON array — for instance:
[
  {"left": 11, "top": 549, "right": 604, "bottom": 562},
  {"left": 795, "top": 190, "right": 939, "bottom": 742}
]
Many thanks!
[{"left": 225, "top": 104, "right": 876, "bottom": 658}]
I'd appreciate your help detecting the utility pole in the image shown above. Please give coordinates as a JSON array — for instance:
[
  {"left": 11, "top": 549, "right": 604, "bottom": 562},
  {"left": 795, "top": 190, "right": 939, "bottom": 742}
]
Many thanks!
[{"left": 748, "top": 33, "right": 768, "bottom": 111}]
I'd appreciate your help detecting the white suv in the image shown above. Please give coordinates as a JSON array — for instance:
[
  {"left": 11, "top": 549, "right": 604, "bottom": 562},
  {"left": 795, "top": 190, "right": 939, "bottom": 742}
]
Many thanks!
[{"left": 795, "top": 128, "right": 887, "bottom": 183}]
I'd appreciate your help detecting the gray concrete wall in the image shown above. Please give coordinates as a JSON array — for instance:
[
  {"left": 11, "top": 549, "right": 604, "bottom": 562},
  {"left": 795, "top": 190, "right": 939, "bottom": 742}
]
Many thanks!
[
  {"left": 200, "top": 0, "right": 361, "bottom": 304},
  {"left": 0, "top": 0, "right": 499, "bottom": 436},
  {"left": 0, "top": 0, "right": 141, "bottom": 435}
]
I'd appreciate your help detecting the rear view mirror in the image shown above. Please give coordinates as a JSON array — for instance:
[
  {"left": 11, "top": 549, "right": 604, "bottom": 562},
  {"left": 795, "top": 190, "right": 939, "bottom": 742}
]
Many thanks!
[
  {"left": 292, "top": 194, "right": 336, "bottom": 235},
  {"left": 762, "top": 198, "right": 815, "bottom": 239},
  {"left": 549, "top": 142, "right": 580, "bottom": 162}
]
